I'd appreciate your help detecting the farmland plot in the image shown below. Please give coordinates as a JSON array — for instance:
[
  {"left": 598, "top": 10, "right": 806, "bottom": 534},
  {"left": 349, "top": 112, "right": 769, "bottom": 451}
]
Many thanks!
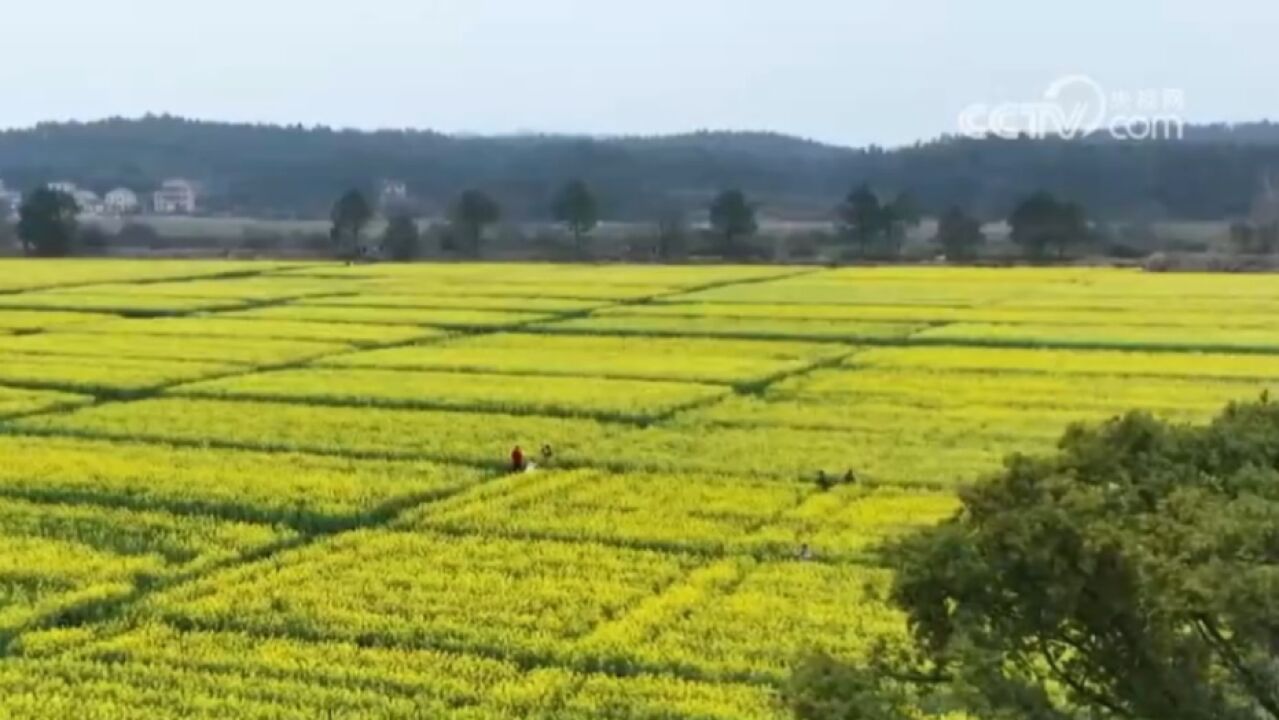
[{"left": 0, "top": 261, "right": 1274, "bottom": 719}]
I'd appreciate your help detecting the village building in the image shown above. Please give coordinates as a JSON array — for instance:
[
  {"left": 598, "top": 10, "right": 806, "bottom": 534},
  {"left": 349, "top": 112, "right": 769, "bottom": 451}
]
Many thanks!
[
  {"left": 72, "top": 189, "right": 103, "bottom": 214},
  {"left": 379, "top": 180, "right": 413, "bottom": 213},
  {"left": 104, "top": 188, "right": 141, "bottom": 214},
  {"left": 153, "top": 179, "right": 197, "bottom": 214}
]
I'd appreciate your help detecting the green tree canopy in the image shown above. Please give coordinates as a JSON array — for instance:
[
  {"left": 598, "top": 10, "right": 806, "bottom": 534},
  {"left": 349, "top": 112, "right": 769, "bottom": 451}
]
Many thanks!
[
  {"left": 329, "top": 189, "right": 373, "bottom": 260},
  {"left": 655, "top": 202, "right": 688, "bottom": 261},
  {"left": 934, "top": 206, "right": 985, "bottom": 261},
  {"left": 17, "top": 187, "right": 79, "bottom": 257},
  {"left": 881, "top": 191, "right": 921, "bottom": 259},
  {"left": 836, "top": 184, "right": 884, "bottom": 256},
  {"left": 381, "top": 214, "right": 420, "bottom": 262},
  {"left": 788, "top": 397, "right": 1279, "bottom": 720},
  {"left": 1009, "top": 191, "right": 1090, "bottom": 260},
  {"left": 450, "top": 189, "right": 501, "bottom": 258},
  {"left": 836, "top": 185, "right": 919, "bottom": 259},
  {"left": 550, "top": 179, "right": 599, "bottom": 255},
  {"left": 708, "top": 189, "right": 758, "bottom": 258}
]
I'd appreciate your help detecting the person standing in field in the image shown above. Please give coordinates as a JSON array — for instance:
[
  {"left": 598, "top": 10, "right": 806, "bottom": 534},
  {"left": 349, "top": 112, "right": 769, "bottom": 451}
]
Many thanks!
[
  {"left": 510, "top": 445, "right": 525, "bottom": 473},
  {"left": 540, "top": 444, "right": 554, "bottom": 467}
]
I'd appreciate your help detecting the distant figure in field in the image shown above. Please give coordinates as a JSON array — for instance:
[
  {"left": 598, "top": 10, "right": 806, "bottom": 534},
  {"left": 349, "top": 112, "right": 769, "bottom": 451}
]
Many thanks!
[
  {"left": 540, "top": 444, "right": 554, "bottom": 466},
  {"left": 796, "top": 543, "right": 813, "bottom": 561},
  {"left": 816, "top": 470, "right": 835, "bottom": 492},
  {"left": 510, "top": 445, "right": 525, "bottom": 473},
  {"left": 843, "top": 469, "right": 857, "bottom": 485}
]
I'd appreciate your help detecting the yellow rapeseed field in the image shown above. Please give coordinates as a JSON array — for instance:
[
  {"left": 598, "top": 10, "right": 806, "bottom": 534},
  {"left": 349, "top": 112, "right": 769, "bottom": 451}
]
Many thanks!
[{"left": 0, "top": 260, "right": 1273, "bottom": 718}]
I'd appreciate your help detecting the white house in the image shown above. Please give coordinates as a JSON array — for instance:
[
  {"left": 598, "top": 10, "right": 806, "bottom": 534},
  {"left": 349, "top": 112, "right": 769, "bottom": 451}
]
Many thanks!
[
  {"left": 153, "top": 179, "right": 197, "bottom": 214},
  {"left": 104, "top": 188, "right": 140, "bottom": 214},
  {"left": 380, "top": 179, "right": 409, "bottom": 208},
  {"left": 72, "top": 189, "right": 103, "bottom": 214},
  {"left": 47, "top": 181, "right": 78, "bottom": 195}
]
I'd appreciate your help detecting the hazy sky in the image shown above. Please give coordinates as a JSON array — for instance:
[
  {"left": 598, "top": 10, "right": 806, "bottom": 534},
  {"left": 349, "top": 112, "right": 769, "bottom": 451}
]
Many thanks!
[{"left": 3, "top": 0, "right": 1276, "bottom": 147}]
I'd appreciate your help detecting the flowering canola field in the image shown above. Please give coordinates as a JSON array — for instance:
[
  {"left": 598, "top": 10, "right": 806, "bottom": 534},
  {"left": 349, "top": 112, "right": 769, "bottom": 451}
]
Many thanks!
[{"left": 0, "top": 259, "right": 1274, "bottom": 719}]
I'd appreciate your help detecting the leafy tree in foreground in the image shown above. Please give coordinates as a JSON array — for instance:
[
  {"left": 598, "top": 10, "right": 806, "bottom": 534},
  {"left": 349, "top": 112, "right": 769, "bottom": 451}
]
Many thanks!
[
  {"left": 381, "top": 214, "right": 420, "bottom": 261},
  {"left": 551, "top": 179, "right": 599, "bottom": 256},
  {"left": 709, "top": 189, "right": 758, "bottom": 258},
  {"left": 17, "top": 188, "right": 79, "bottom": 257},
  {"left": 788, "top": 398, "right": 1279, "bottom": 720},
  {"left": 1009, "top": 191, "right": 1089, "bottom": 260},
  {"left": 450, "top": 189, "right": 501, "bottom": 258},
  {"left": 934, "top": 206, "right": 985, "bottom": 261},
  {"left": 329, "top": 189, "right": 373, "bottom": 260}
]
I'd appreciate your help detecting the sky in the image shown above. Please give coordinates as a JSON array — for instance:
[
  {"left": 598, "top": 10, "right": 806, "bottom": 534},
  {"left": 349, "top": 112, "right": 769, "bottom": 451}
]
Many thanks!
[{"left": 3, "top": 0, "right": 1277, "bottom": 147}]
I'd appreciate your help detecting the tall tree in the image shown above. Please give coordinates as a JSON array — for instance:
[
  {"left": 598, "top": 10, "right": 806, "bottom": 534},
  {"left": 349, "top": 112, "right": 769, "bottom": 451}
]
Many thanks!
[
  {"left": 550, "top": 179, "right": 599, "bottom": 255},
  {"left": 836, "top": 184, "right": 884, "bottom": 256},
  {"left": 655, "top": 203, "right": 688, "bottom": 261},
  {"left": 933, "top": 206, "right": 985, "bottom": 261},
  {"left": 881, "top": 191, "right": 921, "bottom": 259},
  {"left": 329, "top": 190, "right": 373, "bottom": 260},
  {"left": 450, "top": 189, "right": 501, "bottom": 258},
  {"left": 788, "top": 397, "right": 1279, "bottom": 720},
  {"left": 708, "top": 189, "right": 758, "bottom": 258},
  {"left": 1009, "top": 191, "right": 1089, "bottom": 260},
  {"left": 381, "top": 214, "right": 420, "bottom": 262},
  {"left": 17, "top": 188, "right": 79, "bottom": 257}
]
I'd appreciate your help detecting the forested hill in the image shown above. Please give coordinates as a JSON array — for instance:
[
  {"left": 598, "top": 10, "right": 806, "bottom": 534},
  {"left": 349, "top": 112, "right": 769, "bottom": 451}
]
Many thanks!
[{"left": 2, "top": 116, "right": 1278, "bottom": 221}]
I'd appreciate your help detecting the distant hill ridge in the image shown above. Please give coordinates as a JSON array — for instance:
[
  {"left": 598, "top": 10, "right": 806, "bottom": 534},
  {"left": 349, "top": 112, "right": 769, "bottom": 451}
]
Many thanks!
[{"left": 2, "top": 116, "right": 1277, "bottom": 221}]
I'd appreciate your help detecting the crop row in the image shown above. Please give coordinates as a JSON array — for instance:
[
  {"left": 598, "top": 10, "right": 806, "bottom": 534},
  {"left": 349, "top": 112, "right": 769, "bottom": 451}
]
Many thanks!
[
  {"left": 0, "top": 259, "right": 296, "bottom": 293},
  {"left": 0, "top": 310, "right": 105, "bottom": 333},
  {"left": 226, "top": 303, "right": 557, "bottom": 328},
  {"left": 280, "top": 260, "right": 791, "bottom": 287},
  {"left": 853, "top": 345, "right": 1279, "bottom": 381},
  {"left": 636, "top": 300, "right": 1279, "bottom": 329},
  {"left": 70, "top": 316, "right": 445, "bottom": 344},
  {"left": 9, "top": 397, "right": 1007, "bottom": 486},
  {"left": 0, "top": 385, "right": 90, "bottom": 418},
  {"left": 45, "top": 276, "right": 368, "bottom": 301},
  {"left": 135, "top": 529, "right": 902, "bottom": 683},
  {"left": 146, "top": 529, "right": 701, "bottom": 660},
  {"left": 0, "top": 332, "right": 349, "bottom": 366},
  {"left": 171, "top": 367, "right": 732, "bottom": 422},
  {"left": 407, "top": 470, "right": 956, "bottom": 561},
  {"left": 0, "top": 497, "right": 293, "bottom": 638},
  {"left": 913, "top": 322, "right": 1279, "bottom": 353},
  {"left": 573, "top": 559, "right": 904, "bottom": 683},
  {"left": 406, "top": 470, "right": 809, "bottom": 555},
  {"left": 0, "top": 353, "right": 240, "bottom": 395},
  {"left": 303, "top": 292, "right": 604, "bottom": 312},
  {"left": 0, "top": 292, "right": 252, "bottom": 315},
  {"left": 0, "top": 534, "right": 156, "bottom": 637},
  {"left": 0, "top": 435, "right": 486, "bottom": 530},
  {"left": 542, "top": 314, "right": 924, "bottom": 342},
  {"left": 316, "top": 332, "right": 850, "bottom": 385},
  {"left": 669, "top": 266, "right": 1279, "bottom": 306},
  {"left": 765, "top": 366, "right": 1273, "bottom": 415},
  {"left": 3, "top": 623, "right": 787, "bottom": 720}
]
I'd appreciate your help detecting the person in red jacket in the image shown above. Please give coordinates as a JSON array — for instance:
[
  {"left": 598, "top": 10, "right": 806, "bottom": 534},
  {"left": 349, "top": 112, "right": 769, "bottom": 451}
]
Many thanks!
[{"left": 510, "top": 445, "right": 525, "bottom": 473}]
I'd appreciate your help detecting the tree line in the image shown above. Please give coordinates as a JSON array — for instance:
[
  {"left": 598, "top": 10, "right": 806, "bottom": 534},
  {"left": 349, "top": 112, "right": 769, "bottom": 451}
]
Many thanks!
[
  {"left": 323, "top": 180, "right": 1101, "bottom": 263},
  {"left": 18, "top": 177, "right": 1268, "bottom": 263}
]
